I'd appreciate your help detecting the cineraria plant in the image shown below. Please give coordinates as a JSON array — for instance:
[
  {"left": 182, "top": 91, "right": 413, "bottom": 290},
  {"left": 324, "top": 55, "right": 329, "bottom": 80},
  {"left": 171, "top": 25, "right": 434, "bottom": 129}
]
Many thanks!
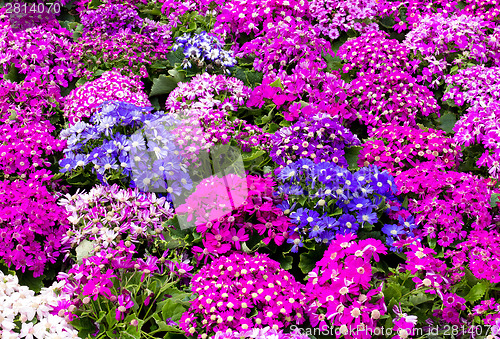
[
  {"left": 175, "top": 174, "right": 293, "bottom": 262},
  {"left": 337, "top": 30, "right": 417, "bottom": 76},
  {"left": 269, "top": 113, "right": 360, "bottom": 168},
  {"left": 304, "top": 233, "right": 387, "bottom": 337},
  {"left": 56, "top": 242, "right": 192, "bottom": 338},
  {"left": 309, "top": 0, "right": 383, "bottom": 40},
  {"left": 348, "top": 70, "right": 440, "bottom": 128},
  {"left": 0, "top": 272, "right": 79, "bottom": 339},
  {"left": 359, "top": 123, "right": 462, "bottom": 176},
  {"left": 445, "top": 229, "right": 500, "bottom": 284},
  {"left": 58, "top": 100, "right": 195, "bottom": 195},
  {"left": 384, "top": 239, "right": 500, "bottom": 336},
  {"left": 70, "top": 27, "right": 170, "bottom": 80},
  {"left": 395, "top": 162, "right": 498, "bottom": 248},
  {"left": 179, "top": 252, "right": 307, "bottom": 337},
  {"left": 276, "top": 159, "right": 403, "bottom": 252},
  {"left": 79, "top": 3, "right": 144, "bottom": 36},
  {"left": 0, "top": 175, "right": 69, "bottom": 277},
  {"left": 165, "top": 73, "right": 269, "bottom": 155},
  {"left": 403, "top": 14, "right": 499, "bottom": 86},
  {"left": 63, "top": 70, "right": 150, "bottom": 126},
  {"left": 0, "top": 14, "right": 76, "bottom": 92},
  {"left": 173, "top": 31, "right": 236, "bottom": 73},
  {"left": 58, "top": 184, "right": 175, "bottom": 261}
]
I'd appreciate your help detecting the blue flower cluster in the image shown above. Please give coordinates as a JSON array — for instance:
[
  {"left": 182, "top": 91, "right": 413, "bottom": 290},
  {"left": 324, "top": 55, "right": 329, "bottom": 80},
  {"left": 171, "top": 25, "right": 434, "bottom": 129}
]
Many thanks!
[
  {"left": 276, "top": 159, "right": 405, "bottom": 252},
  {"left": 59, "top": 101, "right": 193, "bottom": 200},
  {"left": 172, "top": 31, "right": 237, "bottom": 71},
  {"left": 381, "top": 215, "right": 418, "bottom": 250}
]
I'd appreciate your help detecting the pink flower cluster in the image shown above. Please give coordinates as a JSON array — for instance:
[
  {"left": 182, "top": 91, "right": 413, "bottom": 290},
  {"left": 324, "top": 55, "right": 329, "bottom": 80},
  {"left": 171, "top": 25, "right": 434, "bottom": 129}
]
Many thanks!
[
  {"left": 338, "top": 30, "right": 416, "bottom": 76},
  {"left": 309, "top": 0, "right": 382, "bottom": 40},
  {"left": 0, "top": 13, "right": 77, "bottom": 91},
  {"left": 63, "top": 70, "right": 150, "bottom": 126},
  {"left": 359, "top": 123, "right": 462, "bottom": 176},
  {"left": 446, "top": 230, "right": 500, "bottom": 283},
  {"left": 176, "top": 174, "right": 292, "bottom": 262},
  {"left": 180, "top": 252, "right": 306, "bottom": 337},
  {"left": 304, "top": 233, "right": 387, "bottom": 338},
  {"left": 396, "top": 163, "right": 497, "bottom": 247},
  {"left": 0, "top": 176, "right": 70, "bottom": 277},
  {"left": 401, "top": 241, "right": 466, "bottom": 325},
  {"left": 348, "top": 71, "right": 440, "bottom": 128},
  {"left": 58, "top": 184, "right": 175, "bottom": 258}
]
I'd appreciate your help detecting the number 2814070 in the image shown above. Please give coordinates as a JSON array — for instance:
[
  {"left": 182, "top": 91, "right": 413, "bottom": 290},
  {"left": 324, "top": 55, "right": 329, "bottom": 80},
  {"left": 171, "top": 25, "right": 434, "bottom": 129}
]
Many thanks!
[{"left": 4, "top": 2, "right": 61, "bottom": 14}]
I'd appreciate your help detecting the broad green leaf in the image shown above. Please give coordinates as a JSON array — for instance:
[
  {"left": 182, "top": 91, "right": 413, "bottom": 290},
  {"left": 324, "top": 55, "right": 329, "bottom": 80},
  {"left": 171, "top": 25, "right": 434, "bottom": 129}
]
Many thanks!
[
  {"left": 150, "top": 75, "right": 178, "bottom": 97},
  {"left": 344, "top": 146, "right": 363, "bottom": 170},
  {"left": 269, "top": 78, "right": 283, "bottom": 89},
  {"left": 465, "top": 282, "right": 489, "bottom": 303},
  {"left": 161, "top": 299, "right": 187, "bottom": 322},
  {"left": 437, "top": 112, "right": 456, "bottom": 134}
]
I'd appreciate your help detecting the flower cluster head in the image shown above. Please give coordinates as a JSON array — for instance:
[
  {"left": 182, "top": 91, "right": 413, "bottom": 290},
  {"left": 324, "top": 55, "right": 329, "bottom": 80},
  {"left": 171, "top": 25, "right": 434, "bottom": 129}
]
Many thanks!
[
  {"left": 212, "top": 0, "right": 309, "bottom": 44},
  {"left": 445, "top": 230, "right": 500, "bottom": 283},
  {"left": 173, "top": 31, "right": 236, "bottom": 71},
  {"left": 165, "top": 73, "right": 268, "bottom": 154},
  {"left": 58, "top": 184, "right": 174, "bottom": 259},
  {"left": 470, "top": 299, "right": 500, "bottom": 326},
  {"left": 396, "top": 163, "right": 498, "bottom": 247},
  {"left": 270, "top": 113, "right": 360, "bottom": 168},
  {"left": 80, "top": 3, "right": 143, "bottom": 36},
  {"left": 309, "top": 0, "right": 382, "bottom": 40},
  {"left": 276, "top": 159, "right": 401, "bottom": 251},
  {"left": 214, "top": 327, "right": 309, "bottom": 339},
  {"left": 56, "top": 242, "right": 189, "bottom": 330},
  {"left": 444, "top": 67, "right": 500, "bottom": 177},
  {"left": 304, "top": 233, "right": 387, "bottom": 337},
  {"left": 0, "top": 272, "right": 79, "bottom": 338},
  {"left": 0, "top": 18, "right": 76, "bottom": 91},
  {"left": 63, "top": 71, "right": 150, "bottom": 126},
  {"left": 348, "top": 70, "right": 440, "bottom": 128},
  {"left": 359, "top": 123, "right": 462, "bottom": 176},
  {"left": 0, "top": 176, "right": 69, "bottom": 277},
  {"left": 403, "top": 14, "right": 499, "bottom": 85},
  {"left": 390, "top": 0, "right": 460, "bottom": 32},
  {"left": 338, "top": 30, "right": 416, "bottom": 76},
  {"left": 237, "top": 17, "right": 331, "bottom": 75},
  {"left": 59, "top": 100, "right": 195, "bottom": 196},
  {"left": 0, "top": 118, "right": 65, "bottom": 178},
  {"left": 398, "top": 240, "right": 467, "bottom": 324},
  {"left": 176, "top": 174, "right": 293, "bottom": 261},
  {"left": 180, "top": 252, "right": 306, "bottom": 337}
]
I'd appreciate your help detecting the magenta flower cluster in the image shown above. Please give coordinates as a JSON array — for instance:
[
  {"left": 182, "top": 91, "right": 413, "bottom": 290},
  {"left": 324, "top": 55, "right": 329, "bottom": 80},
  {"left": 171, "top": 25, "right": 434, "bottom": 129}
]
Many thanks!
[
  {"left": 59, "top": 184, "right": 175, "bottom": 258},
  {"left": 180, "top": 252, "right": 306, "bottom": 337},
  {"left": 305, "top": 233, "right": 387, "bottom": 337},
  {"left": 359, "top": 123, "right": 462, "bottom": 176},
  {"left": 63, "top": 70, "right": 150, "bottom": 126},
  {"left": 0, "top": 176, "right": 69, "bottom": 277}
]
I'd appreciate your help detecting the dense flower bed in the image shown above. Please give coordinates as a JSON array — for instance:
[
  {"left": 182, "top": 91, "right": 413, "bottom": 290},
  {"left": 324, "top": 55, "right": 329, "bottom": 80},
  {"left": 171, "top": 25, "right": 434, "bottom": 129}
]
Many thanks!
[{"left": 1, "top": 0, "right": 500, "bottom": 338}]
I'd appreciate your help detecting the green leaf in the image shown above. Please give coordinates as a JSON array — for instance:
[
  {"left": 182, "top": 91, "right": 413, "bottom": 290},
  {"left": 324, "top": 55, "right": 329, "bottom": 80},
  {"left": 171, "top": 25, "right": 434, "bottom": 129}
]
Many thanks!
[
  {"left": 437, "top": 112, "right": 456, "bottom": 134},
  {"left": 242, "top": 149, "right": 266, "bottom": 163},
  {"left": 106, "top": 308, "right": 118, "bottom": 328},
  {"left": 490, "top": 193, "right": 500, "bottom": 208},
  {"left": 150, "top": 75, "right": 179, "bottom": 97},
  {"left": 161, "top": 299, "right": 187, "bottom": 322},
  {"left": 166, "top": 49, "right": 185, "bottom": 67},
  {"left": 168, "top": 69, "right": 186, "bottom": 83},
  {"left": 276, "top": 253, "right": 293, "bottom": 271},
  {"left": 465, "top": 281, "right": 489, "bottom": 303},
  {"left": 4, "top": 64, "right": 18, "bottom": 82},
  {"left": 344, "top": 146, "right": 363, "bottom": 170},
  {"left": 298, "top": 249, "right": 322, "bottom": 275},
  {"left": 269, "top": 78, "right": 283, "bottom": 89},
  {"left": 409, "top": 292, "right": 433, "bottom": 306},
  {"left": 383, "top": 285, "right": 402, "bottom": 301}
]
